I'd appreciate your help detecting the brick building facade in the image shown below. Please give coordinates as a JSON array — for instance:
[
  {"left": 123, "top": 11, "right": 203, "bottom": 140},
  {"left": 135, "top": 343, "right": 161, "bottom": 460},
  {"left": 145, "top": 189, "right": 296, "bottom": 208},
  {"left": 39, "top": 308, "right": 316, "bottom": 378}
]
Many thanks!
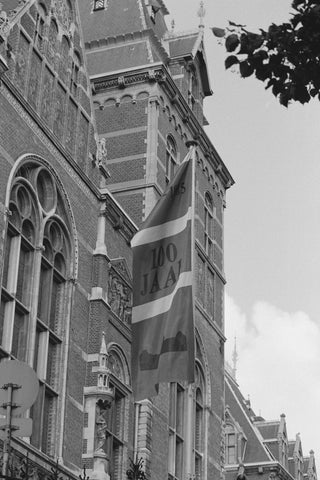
[{"left": 0, "top": 2, "right": 234, "bottom": 480}]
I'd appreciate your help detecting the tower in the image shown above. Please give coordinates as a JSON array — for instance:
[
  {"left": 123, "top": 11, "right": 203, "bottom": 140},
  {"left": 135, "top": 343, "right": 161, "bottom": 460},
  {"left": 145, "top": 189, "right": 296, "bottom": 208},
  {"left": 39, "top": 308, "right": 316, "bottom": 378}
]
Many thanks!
[{"left": 78, "top": 1, "right": 234, "bottom": 479}]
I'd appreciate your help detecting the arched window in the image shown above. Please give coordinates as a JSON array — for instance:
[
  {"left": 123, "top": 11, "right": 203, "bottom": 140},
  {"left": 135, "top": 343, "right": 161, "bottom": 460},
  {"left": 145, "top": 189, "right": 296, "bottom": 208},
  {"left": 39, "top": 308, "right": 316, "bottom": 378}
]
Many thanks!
[
  {"left": 194, "top": 363, "right": 205, "bottom": 479},
  {"left": 166, "top": 136, "right": 177, "bottom": 183},
  {"left": 70, "top": 51, "right": 81, "bottom": 97},
  {"left": 0, "top": 159, "right": 73, "bottom": 456},
  {"left": 47, "top": 19, "right": 58, "bottom": 63},
  {"left": 168, "top": 381, "right": 185, "bottom": 480},
  {"left": 105, "top": 348, "right": 130, "bottom": 479},
  {"left": 60, "top": 35, "right": 70, "bottom": 85},
  {"left": 204, "top": 192, "right": 214, "bottom": 260},
  {"left": 34, "top": 3, "right": 47, "bottom": 51}
]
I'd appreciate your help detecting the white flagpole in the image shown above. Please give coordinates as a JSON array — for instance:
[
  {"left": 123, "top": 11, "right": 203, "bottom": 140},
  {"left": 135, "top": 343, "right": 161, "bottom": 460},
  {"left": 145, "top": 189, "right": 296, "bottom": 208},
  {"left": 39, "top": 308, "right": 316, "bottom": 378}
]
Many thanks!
[{"left": 184, "top": 140, "right": 197, "bottom": 480}]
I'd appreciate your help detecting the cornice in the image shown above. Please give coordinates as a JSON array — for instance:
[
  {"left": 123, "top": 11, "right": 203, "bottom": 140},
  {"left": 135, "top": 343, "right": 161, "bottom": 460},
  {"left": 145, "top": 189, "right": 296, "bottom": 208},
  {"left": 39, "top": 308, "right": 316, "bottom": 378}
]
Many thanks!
[{"left": 91, "top": 63, "right": 234, "bottom": 190}]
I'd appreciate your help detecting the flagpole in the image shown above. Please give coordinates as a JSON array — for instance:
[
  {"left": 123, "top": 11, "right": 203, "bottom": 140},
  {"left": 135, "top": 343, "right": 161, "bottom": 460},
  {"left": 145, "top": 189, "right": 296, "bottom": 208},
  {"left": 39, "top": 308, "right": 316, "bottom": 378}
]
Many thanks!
[{"left": 184, "top": 140, "right": 198, "bottom": 480}]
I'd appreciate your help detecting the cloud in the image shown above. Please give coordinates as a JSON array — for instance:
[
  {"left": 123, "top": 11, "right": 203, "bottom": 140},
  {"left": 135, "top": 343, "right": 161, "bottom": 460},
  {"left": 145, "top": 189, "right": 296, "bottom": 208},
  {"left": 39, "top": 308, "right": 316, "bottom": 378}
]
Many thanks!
[{"left": 225, "top": 293, "right": 320, "bottom": 462}]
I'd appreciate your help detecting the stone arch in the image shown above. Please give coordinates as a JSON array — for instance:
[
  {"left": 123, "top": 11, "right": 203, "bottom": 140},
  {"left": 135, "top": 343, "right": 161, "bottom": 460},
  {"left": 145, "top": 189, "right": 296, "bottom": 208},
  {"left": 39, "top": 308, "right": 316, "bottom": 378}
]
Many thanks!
[
  {"left": 136, "top": 91, "right": 149, "bottom": 100},
  {"left": 107, "top": 342, "right": 131, "bottom": 387},
  {"left": 195, "top": 328, "right": 212, "bottom": 407}
]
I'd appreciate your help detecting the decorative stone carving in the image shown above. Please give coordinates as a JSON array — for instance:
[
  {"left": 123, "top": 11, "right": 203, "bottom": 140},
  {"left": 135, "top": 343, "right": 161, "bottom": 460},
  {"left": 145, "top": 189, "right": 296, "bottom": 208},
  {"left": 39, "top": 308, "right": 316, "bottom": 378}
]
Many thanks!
[
  {"left": 96, "top": 138, "right": 107, "bottom": 166},
  {"left": 52, "top": 0, "right": 72, "bottom": 32},
  {"left": 95, "top": 399, "right": 111, "bottom": 453},
  {"left": 108, "top": 273, "right": 132, "bottom": 324}
]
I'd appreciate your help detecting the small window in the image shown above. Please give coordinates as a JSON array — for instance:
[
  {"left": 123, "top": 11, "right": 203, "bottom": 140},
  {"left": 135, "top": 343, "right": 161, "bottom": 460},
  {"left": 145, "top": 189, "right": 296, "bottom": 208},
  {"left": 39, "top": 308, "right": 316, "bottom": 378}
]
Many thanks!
[
  {"left": 93, "top": 0, "right": 105, "bottom": 10},
  {"left": 34, "top": 4, "right": 46, "bottom": 50},
  {"left": 204, "top": 192, "right": 214, "bottom": 259},
  {"left": 166, "top": 136, "right": 177, "bottom": 183}
]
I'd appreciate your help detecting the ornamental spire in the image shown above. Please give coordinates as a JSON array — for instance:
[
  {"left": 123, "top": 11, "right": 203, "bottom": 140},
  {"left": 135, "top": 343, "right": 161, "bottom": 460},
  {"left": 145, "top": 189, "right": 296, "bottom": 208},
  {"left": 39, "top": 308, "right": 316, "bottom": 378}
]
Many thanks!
[
  {"left": 197, "top": 1, "right": 206, "bottom": 29},
  {"left": 232, "top": 336, "right": 238, "bottom": 380}
]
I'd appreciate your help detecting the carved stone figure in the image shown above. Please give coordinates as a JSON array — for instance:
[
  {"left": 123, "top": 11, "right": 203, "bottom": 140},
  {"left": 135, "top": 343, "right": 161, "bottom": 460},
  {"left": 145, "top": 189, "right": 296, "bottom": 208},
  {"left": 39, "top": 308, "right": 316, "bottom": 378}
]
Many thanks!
[
  {"left": 96, "top": 138, "right": 108, "bottom": 166},
  {"left": 95, "top": 400, "right": 110, "bottom": 453}
]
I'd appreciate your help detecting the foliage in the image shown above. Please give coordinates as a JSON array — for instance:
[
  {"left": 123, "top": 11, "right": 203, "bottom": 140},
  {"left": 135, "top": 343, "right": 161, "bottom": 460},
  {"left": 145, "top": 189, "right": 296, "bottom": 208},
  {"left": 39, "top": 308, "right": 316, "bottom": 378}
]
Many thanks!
[{"left": 212, "top": 0, "right": 320, "bottom": 106}]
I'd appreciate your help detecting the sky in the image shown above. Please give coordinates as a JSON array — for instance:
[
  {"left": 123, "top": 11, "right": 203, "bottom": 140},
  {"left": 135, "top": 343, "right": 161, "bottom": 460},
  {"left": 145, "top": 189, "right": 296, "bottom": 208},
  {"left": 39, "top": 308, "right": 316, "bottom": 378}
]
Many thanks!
[{"left": 165, "top": 0, "right": 320, "bottom": 467}]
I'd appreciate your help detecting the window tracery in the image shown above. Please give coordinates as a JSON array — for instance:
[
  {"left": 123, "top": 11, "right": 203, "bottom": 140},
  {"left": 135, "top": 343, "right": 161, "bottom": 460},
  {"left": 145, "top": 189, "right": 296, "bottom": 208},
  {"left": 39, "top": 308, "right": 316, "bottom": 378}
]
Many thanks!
[
  {"left": 104, "top": 347, "right": 130, "bottom": 480},
  {"left": 0, "top": 159, "right": 73, "bottom": 456}
]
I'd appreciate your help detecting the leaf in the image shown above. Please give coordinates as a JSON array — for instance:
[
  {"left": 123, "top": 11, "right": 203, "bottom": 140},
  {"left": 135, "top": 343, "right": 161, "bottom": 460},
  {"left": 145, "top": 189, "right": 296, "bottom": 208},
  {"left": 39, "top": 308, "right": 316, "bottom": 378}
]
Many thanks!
[
  {"left": 225, "top": 55, "right": 239, "bottom": 69},
  {"left": 211, "top": 27, "right": 226, "bottom": 38},
  {"left": 228, "top": 20, "right": 246, "bottom": 28},
  {"left": 247, "top": 32, "right": 265, "bottom": 50},
  {"left": 225, "top": 34, "right": 240, "bottom": 52},
  {"left": 279, "top": 92, "right": 290, "bottom": 107},
  {"left": 255, "top": 65, "right": 271, "bottom": 81},
  {"left": 253, "top": 50, "right": 269, "bottom": 62},
  {"left": 239, "top": 61, "right": 254, "bottom": 78}
]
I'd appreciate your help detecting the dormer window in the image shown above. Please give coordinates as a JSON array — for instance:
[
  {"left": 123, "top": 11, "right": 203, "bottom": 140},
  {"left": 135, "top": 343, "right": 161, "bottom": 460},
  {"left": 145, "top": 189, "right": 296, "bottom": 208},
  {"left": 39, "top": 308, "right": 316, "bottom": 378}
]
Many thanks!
[
  {"left": 225, "top": 426, "right": 236, "bottom": 464},
  {"left": 93, "top": 0, "right": 105, "bottom": 11}
]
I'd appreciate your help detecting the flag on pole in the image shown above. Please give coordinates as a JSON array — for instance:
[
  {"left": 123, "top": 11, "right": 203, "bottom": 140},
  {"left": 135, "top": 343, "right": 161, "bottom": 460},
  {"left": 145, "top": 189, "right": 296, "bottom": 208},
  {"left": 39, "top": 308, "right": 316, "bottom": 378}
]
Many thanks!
[{"left": 131, "top": 147, "right": 196, "bottom": 401}]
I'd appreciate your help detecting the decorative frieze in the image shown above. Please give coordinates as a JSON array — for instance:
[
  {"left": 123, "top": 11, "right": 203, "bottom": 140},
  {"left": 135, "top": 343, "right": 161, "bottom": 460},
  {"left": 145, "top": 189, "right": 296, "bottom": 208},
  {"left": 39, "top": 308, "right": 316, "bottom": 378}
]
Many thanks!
[{"left": 107, "top": 259, "right": 132, "bottom": 325}]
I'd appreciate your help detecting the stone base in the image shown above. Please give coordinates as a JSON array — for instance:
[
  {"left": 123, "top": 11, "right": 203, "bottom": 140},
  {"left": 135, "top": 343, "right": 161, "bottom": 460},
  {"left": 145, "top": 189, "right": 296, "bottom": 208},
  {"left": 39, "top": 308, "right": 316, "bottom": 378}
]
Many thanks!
[{"left": 90, "top": 452, "right": 110, "bottom": 480}]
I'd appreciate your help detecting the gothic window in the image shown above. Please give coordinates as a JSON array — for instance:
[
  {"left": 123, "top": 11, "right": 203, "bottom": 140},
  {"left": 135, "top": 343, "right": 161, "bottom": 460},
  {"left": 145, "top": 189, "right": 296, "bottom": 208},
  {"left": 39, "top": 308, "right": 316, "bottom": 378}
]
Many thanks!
[
  {"left": 60, "top": 36, "right": 70, "bottom": 85},
  {"left": 225, "top": 425, "right": 237, "bottom": 464},
  {"left": 0, "top": 160, "right": 73, "bottom": 456},
  {"left": 34, "top": 4, "right": 46, "bottom": 51},
  {"left": 194, "top": 363, "right": 205, "bottom": 479},
  {"left": 204, "top": 192, "right": 214, "bottom": 259},
  {"left": 188, "top": 72, "right": 197, "bottom": 111},
  {"left": 168, "top": 382, "right": 185, "bottom": 480},
  {"left": 47, "top": 19, "right": 58, "bottom": 63},
  {"left": 166, "top": 136, "right": 177, "bottom": 183},
  {"left": 105, "top": 349, "right": 130, "bottom": 480},
  {"left": 70, "top": 51, "right": 81, "bottom": 97}
]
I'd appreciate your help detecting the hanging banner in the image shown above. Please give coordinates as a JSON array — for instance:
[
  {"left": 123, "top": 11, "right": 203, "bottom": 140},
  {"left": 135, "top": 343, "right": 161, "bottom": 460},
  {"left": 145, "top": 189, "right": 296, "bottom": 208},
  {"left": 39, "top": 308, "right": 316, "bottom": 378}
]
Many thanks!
[{"left": 131, "top": 151, "right": 195, "bottom": 400}]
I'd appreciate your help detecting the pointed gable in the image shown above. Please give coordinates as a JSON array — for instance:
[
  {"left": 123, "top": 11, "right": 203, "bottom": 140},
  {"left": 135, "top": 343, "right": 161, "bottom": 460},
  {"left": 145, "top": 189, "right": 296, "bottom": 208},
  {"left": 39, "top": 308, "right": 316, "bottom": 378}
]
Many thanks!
[
  {"left": 164, "top": 29, "right": 212, "bottom": 96},
  {"left": 304, "top": 450, "right": 317, "bottom": 480}
]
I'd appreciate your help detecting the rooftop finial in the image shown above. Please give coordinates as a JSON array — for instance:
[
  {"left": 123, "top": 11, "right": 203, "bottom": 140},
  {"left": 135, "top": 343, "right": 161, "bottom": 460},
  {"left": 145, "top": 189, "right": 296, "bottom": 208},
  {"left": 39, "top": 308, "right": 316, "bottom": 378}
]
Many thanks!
[
  {"left": 232, "top": 336, "right": 238, "bottom": 379},
  {"left": 197, "top": 1, "right": 206, "bottom": 29}
]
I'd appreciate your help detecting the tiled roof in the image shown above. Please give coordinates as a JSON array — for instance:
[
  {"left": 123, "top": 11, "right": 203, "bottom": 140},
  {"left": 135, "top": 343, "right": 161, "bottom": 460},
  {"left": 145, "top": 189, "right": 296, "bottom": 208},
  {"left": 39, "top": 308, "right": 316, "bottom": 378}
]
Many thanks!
[
  {"left": 288, "top": 441, "right": 296, "bottom": 457},
  {"left": 78, "top": 0, "right": 145, "bottom": 44},
  {"left": 265, "top": 441, "right": 280, "bottom": 461},
  {"left": 257, "top": 422, "right": 280, "bottom": 440},
  {"left": 225, "top": 376, "right": 271, "bottom": 464},
  {"left": 167, "top": 34, "right": 199, "bottom": 58},
  {"left": 86, "top": 42, "right": 150, "bottom": 76}
]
